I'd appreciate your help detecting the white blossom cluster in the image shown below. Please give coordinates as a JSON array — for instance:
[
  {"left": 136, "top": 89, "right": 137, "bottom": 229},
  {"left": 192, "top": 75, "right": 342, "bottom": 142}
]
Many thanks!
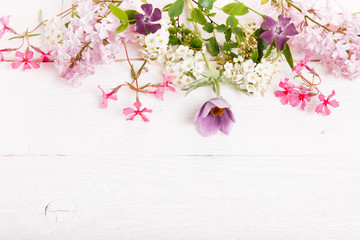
[
  {"left": 43, "top": 16, "right": 65, "bottom": 50},
  {"left": 222, "top": 58, "right": 280, "bottom": 96},
  {"left": 164, "top": 45, "right": 205, "bottom": 85}
]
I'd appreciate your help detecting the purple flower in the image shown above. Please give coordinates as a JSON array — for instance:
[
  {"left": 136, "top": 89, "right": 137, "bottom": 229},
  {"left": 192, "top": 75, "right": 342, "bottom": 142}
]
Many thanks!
[
  {"left": 194, "top": 98, "right": 236, "bottom": 137},
  {"left": 259, "top": 14, "right": 298, "bottom": 51},
  {"left": 134, "top": 4, "right": 162, "bottom": 35}
]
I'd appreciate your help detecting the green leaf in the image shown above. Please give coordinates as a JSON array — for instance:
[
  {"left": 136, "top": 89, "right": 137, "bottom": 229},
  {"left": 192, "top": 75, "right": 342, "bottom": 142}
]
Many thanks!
[
  {"left": 250, "top": 50, "right": 259, "bottom": 62},
  {"left": 222, "top": 3, "right": 249, "bottom": 16},
  {"left": 169, "top": 0, "right": 185, "bottom": 18},
  {"left": 261, "top": 0, "right": 270, "bottom": 4},
  {"left": 207, "top": 12, "right": 216, "bottom": 17},
  {"left": 199, "top": 0, "right": 214, "bottom": 9},
  {"left": 8, "top": 36, "right": 24, "bottom": 40},
  {"left": 168, "top": 27, "right": 177, "bottom": 34},
  {"left": 216, "top": 24, "right": 227, "bottom": 33},
  {"left": 232, "top": 27, "right": 245, "bottom": 42},
  {"left": 283, "top": 43, "right": 294, "bottom": 69},
  {"left": 109, "top": 3, "right": 128, "bottom": 21},
  {"left": 223, "top": 42, "right": 231, "bottom": 51},
  {"left": 208, "top": 37, "right": 219, "bottom": 56},
  {"left": 190, "top": 8, "right": 207, "bottom": 25},
  {"left": 254, "top": 28, "right": 268, "bottom": 62},
  {"left": 115, "top": 23, "right": 129, "bottom": 33},
  {"left": 125, "top": 10, "right": 138, "bottom": 22},
  {"left": 168, "top": 35, "right": 181, "bottom": 45},
  {"left": 162, "top": 3, "right": 173, "bottom": 11},
  {"left": 226, "top": 15, "right": 238, "bottom": 28},
  {"left": 190, "top": 38, "right": 203, "bottom": 49},
  {"left": 225, "top": 29, "right": 232, "bottom": 41},
  {"left": 203, "top": 22, "right": 214, "bottom": 33}
]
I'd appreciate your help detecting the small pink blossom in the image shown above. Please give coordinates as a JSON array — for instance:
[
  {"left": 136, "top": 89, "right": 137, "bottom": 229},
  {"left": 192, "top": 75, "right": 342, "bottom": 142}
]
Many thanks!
[
  {"left": 160, "top": 73, "right": 176, "bottom": 92},
  {"left": 147, "top": 87, "right": 165, "bottom": 101},
  {"left": 39, "top": 50, "right": 53, "bottom": 62},
  {"left": 11, "top": 51, "right": 40, "bottom": 71},
  {"left": 0, "top": 53, "right": 3, "bottom": 61},
  {"left": 123, "top": 102, "right": 152, "bottom": 122},
  {"left": 293, "top": 54, "right": 314, "bottom": 74},
  {"left": 274, "top": 78, "right": 295, "bottom": 105},
  {"left": 289, "top": 88, "right": 311, "bottom": 110},
  {"left": 97, "top": 85, "right": 118, "bottom": 108},
  {"left": 0, "top": 15, "right": 11, "bottom": 39},
  {"left": 315, "top": 90, "right": 339, "bottom": 116}
]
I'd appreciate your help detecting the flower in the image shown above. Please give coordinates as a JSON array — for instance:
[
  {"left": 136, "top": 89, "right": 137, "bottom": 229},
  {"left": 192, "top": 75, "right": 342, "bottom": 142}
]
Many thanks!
[
  {"left": 97, "top": 85, "right": 118, "bottom": 108},
  {"left": 260, "top": 14, "right": 298, "bottom": 50},
  {"left": 11, "top": 51, "right": 40, "bottom": 71},
  {"left": 123, "top": 101, "right": 153, "bottom": 122},
  {"left": 0, "top": 15, "right": 11, "bottom": 39},
  {"left": 39, "top": 50, "right": 53, "bottom": 62},
  {"left": 293, "top": 54, "right": 314, "bottom": 74},
  {"left": 194, "top": 98, "right": 235, "bottom": 137},
  {"left": 134, "top": 4, "right": 161, "bottom": 35},
  {"left": 160, "top": 73, "right": 176, "bottom": 92},
  {"left": 148, "top": 87, "right": 165, "bottom": 101},
  {"left": 315, "top": 90, "right": 339, "bottom": 116},
  {"left": 289, "top": 88, "right": 311, "bottom": 110},
  {"left": 274, "top": 78, "right": 295, "bottom": 105}
]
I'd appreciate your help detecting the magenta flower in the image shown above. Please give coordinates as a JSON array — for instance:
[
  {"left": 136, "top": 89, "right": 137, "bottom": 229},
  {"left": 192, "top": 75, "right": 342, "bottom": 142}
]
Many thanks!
[
  {"left": 39, "top": 50, "right": 53, "bottom": 62},
  {"left": 293, "top": 54, "right": 314, "bottom": 74},
  {"left": 0, "top": 15, "right": 11, "bottom": 39},
  {"left": 0, "top": 53, "right": 3, "bottom": 61},
  {"left": 274, "top": 78, "right": 295, "bottom": 105},
  {"left": 194, "top": 98, "right": 235, "bottom": 137},
  {"left": 148, "top": 87, "right": 165, "bottom": 101},
  {"left": 11, "top": 51, "right": 40, "bottom": 71},
  {"left": 160, "top": 73, "right": 176, "bottom": 92},
  {"left": 97, "top": 85, "right": 118, "bottom": 108},
  {"left": 123, "top": 102, "right": 153, "bottom": 122},
  {"left": 134, "top": 4, "right": 161, "bottom": 35},
  {"left": 260, "top": 14, "right": 298, "bottom": 50},
  {"left": 289, "top": 89, "right": 311, "bottom": 110},
  {"left": 315, "top": 90, "right": 339, "bottom": 116}
]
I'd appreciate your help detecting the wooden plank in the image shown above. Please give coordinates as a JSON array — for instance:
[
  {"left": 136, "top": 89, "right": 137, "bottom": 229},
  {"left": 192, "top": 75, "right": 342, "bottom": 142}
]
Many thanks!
[
  {"left": 0, "top": 62, "right": 358, "bottom": 156},
  {"left": 0, "top": 155, "right": 360, "bottom": 239}
]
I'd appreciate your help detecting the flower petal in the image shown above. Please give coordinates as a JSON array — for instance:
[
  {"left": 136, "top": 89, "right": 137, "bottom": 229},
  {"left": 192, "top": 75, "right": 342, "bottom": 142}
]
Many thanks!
[
  {"left": 283, "top": 23, "right": 298, "bottom": 36},
  {"left": 11, "top": 60, "right": 22, "bottom": 69},
  {"left": 149, "top": 8, "right": 161, "bottom": 22},
  {"left": 141, "top": 4, "right": 153, "bottom": 16},
  {"left": 133, "top": 101, "right": 142, "bottom": 110},
  {"left": 209, "top": 98, "right": 231, "bottom": 109},
  {"left": 15, "top": 51, "right": 24, "bottom": 59},
  {"left": 23, "top": 62, "right": 32, "bottom": 71},
  {"left": 278, "top": 14, "right": 291, "bottom": 27},
  {"left": 29, "top": 61, "right": 40, "bottom": 69},
  {"left": 25, "top": 51, "right": 34, "bottom": 60},
  {"left": 259, "top": 30, "right": 276, "bottom": 45},
  {"left": 275, "top": 34, "right": 289, "bottom": 50},
  {"left": 219, "top": 111, "right": 234, "bottom": 135},
  {"left": 329, "top": 100, "right": 339, "bottom": 108},
  {"left": 262, "top": 16, "right": 277, "bottom": 30},
  {"left": 315, "top": 103, "right": 324, "bottom": 114},
  {"left": 135, "top": 22, "right": 147, "bottom": 35},
  {"left": 196, "top": 115, "right": 221, "bottom": 137},
  {"left": 145, "top": 22, "right": 161, "bottom": 34},
  {"left": 328, "top": 90, "right": 336, "bottom": 100},
  {"left": 140, "top": 114, "right": 150, "bottom": 122},
  {"left": 123, "top": 107, "right": 135, "bottom": 115}
]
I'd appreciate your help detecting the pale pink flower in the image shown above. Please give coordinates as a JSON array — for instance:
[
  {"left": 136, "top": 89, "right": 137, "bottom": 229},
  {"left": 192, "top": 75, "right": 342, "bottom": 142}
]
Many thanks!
[
  {"left": 315, "top": 90, "right": 339, "bottom": 116},
  {"left": 97, "top": 85, "right": 118, "bottom": 108},
  {"left": 0, "top": 15, "right": 11, "bottom": 39},
  {"left": 289, "top": 88, "right": 311, "bottom": 110},
  {"left": 274, "top": 78, "right": 295, "bottom": 105},
  {"left": 123, "top": 102, "right": 152, "bottom": 122},
  {"left": 293, "top": 54, "right": 314, "bottom": 74},
  {"left": 160, "top": 73, "right": 176, "bottom": 92},
  {"left": 147, "top": 87, "right": 165, "bottom": 101},
  {"left": 11, "top": 51, "right": 40, "bottom": 71}
]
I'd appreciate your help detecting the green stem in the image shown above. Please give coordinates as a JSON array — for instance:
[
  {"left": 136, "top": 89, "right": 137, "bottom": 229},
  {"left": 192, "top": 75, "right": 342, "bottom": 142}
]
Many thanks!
[
  {"left": 247, "top": 7, "right": 265, "bottom": 18},
  {"left": 214, "top": 78, "right": 221, "bottom": 97}
]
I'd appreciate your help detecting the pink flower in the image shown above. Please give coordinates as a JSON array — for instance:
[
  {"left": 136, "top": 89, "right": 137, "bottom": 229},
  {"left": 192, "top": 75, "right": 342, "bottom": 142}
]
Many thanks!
[
  {"left": 39, "top": 50, "right": 53, "bottom": 62},
  {"left": 11, "top": 51, "right": 40, "bottom": 71},
  {"left": 293, "top": 54, "right": 314, "bottom": 74},
  {"left": 160, "top": 73, "right": 176, "bottom": 92},
  {"left": 0, "top": 53, "right": 3, "bottom": 61},
  {"left": 97, "top": 85, "right": 118, "bottom": 108},
  {"left": 289, "top": 88, "right": 311, "bottom": 110},
  {"left": 0, "top": 15, "right": 11, "bottom": 39},
  {"left": 123, "top": 102, "right": 152, "bottom": 122},
  {"left": 147, "top": 87, "right": 165, "bottom": 101},
  {"left": 274, "top": 78, "right": 295, "bottom": 105},
  {"left": 315, "top": 90, "right": 339, "bottom": 116}
]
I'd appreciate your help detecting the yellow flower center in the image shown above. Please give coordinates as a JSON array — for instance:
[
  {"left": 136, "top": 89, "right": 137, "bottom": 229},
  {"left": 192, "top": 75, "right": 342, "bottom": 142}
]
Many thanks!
[{"left": 210, "top": 107, "right": 225, "bottom": 117}]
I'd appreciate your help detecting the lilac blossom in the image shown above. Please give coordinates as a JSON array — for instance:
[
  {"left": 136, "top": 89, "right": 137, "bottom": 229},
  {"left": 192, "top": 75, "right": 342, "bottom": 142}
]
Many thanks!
[
  {"left": 260, "top": 14, "right": 298, "bottom": 51},
  {"left": 194, "top": 98, "right": 235, "bottom": 137},
  {"left": 134, "top": 4, "right": 161, "bottom": 35}
]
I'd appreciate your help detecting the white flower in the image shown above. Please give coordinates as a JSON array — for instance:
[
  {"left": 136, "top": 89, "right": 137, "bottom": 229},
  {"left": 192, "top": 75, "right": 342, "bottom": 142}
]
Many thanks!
[
  {"left": 224, "top": 62, "right": 234, "bottom": 71},
  {"left": 246, "top": 72, "right": 260, "bottom": 84},
  {"left": 242, "top": 60, "right": 256, "bottom": 73}
]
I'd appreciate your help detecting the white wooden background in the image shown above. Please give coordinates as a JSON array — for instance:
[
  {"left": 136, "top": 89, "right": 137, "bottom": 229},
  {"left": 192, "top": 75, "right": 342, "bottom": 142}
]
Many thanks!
[{"left": 1, "top": 0, "right": 360, "bottom": 239}]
